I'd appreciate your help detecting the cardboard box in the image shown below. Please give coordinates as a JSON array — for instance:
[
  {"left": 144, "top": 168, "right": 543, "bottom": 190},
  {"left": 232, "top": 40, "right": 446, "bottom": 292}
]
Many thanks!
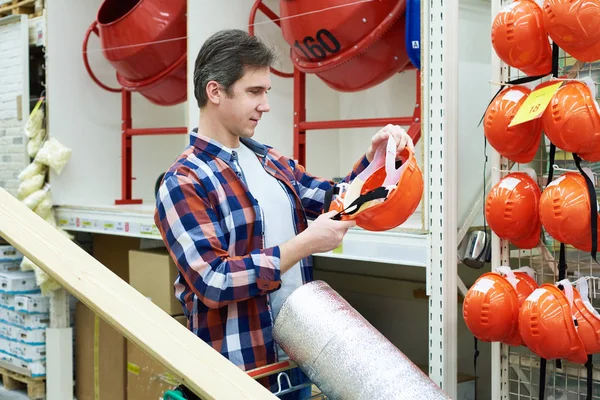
[
  {"left": 14, "top": 293, "right": 49, "bottom": 314},
  {"left": 75, "top": 234, "right": 141, "bottom": 400},
  {"left": 1, "top": 308, "right": 49, "bottom": 329},
  {"left": 126, "top": 315, "right": 186, "bottom": 400},
  {"left": 0, "top": 245, "right": 22, "bottom": 262},
  {"left": 0, "top": 271, "right": 37, "bottom": 293},
  {"left": 129, "top": 249, "right": 181, "bottom": 316},
  {"left": 0, "top": 259, "right": 21, "bottom": 273},
  {"left": 75, "top": 302, "right": 127, "bottom": 400},
  {"left": 93, "top": 234, "right": 141, "bottom": 282}
]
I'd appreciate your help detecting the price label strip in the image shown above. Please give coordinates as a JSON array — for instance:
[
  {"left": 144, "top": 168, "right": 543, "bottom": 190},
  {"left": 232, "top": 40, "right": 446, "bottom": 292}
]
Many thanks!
[{"left": 509, "top": 81, "right": 563, "bottom": 127}]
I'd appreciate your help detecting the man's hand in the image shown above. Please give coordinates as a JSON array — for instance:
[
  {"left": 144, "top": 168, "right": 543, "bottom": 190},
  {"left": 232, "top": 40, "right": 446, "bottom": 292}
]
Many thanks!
[
  {"left": 279, "top": 213, "right": 355, "bottom": 274},
  {"left": 366, "top": 124, "right": 415, "bottom": 163},
  {"left": 301, "top": 211, "right": 356, "bottom": 254}
]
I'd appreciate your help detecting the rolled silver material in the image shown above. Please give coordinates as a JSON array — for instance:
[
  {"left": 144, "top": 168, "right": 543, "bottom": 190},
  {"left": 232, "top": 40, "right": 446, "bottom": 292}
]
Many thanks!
[{"left": 273, "top": 280, "right": 451, "bottom": 400}]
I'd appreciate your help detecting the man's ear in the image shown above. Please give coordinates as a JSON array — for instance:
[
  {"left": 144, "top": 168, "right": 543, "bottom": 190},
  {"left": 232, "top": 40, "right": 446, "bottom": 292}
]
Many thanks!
[{"left": 206, "top": 81, "right": 220, "bottom": 105}]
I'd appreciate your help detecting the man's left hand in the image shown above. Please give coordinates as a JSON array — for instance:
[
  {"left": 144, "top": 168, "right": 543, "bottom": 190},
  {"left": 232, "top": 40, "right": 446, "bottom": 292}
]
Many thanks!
[{"left": 365, "top": 124, "right": 415, "bottom": 163}]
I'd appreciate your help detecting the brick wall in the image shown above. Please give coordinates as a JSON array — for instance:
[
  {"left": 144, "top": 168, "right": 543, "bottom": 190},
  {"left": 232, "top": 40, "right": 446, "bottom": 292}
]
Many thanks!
[{"left": 0, "top": 19, "right": 28, "bottom": 197}]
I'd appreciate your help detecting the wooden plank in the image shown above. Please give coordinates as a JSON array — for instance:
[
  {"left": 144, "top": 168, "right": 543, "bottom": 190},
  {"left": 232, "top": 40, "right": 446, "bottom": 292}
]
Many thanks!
[{"left": 0, "top": 188, "right": 277, "bottom": 400}]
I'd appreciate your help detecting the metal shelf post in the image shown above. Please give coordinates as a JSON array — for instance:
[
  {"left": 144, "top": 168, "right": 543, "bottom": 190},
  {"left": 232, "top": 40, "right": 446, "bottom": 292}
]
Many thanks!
[{"left": 423, "top": 1, "right": 459, "bottom": 397}]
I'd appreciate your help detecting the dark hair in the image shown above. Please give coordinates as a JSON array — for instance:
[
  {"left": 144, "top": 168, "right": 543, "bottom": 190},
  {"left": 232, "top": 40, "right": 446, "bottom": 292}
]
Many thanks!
[{"left": 193, "top": 29, "right": 275, "bottom": 108}]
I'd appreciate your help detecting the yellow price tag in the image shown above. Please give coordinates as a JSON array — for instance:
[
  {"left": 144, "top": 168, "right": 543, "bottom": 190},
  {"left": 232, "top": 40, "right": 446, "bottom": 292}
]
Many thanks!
[
  {"left": 332, "top": 244, "right": 343, "bottom": 254},
  {"left": 508, "top": 82, "right": 563, "bottom": 127}
]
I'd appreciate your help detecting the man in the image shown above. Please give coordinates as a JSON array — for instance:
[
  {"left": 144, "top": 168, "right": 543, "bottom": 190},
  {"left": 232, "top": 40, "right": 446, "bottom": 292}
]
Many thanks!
[{"left": 154, "top": 29, "right": 414, "bottom": 399}]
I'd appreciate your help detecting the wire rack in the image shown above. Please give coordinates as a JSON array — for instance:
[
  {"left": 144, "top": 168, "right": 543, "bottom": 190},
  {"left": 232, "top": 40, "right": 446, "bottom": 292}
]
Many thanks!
[
  {"left": 496, "top": 47, "right": 600, "bottom": 399},
  {"left": 246, "top": 360, "right": 328, "bottom": 399}
]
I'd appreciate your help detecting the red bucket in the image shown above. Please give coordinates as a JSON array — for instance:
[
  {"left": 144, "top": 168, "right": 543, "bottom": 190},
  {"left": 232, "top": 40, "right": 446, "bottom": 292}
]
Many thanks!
[
  {"left": 82, "top": 0, "right": 187, "bottom": 106},
  {"left": 117, "top": 53, "right": 187, "bottom": 106},
  {"left": 279, "top": 0, "right": 411, "bottom": 92}
]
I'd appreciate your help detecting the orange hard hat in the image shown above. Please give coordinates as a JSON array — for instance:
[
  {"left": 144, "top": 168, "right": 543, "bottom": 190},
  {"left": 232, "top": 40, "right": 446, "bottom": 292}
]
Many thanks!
[
  {"left": 519, "top": 280, "right": 588, "bottom": 364},
  {"left": 329, "top": 136, "right": 423, "bottom": 231},
  {"left": 572, "top": 278, "right": 600, "bottom": 355},
  {"left": 542, "top": 0, "right": 600, "bottom": 62},
  {"left": 539, "top": 172, "right": 600, "bottom": 252},
  {"left": 483, "top": 85, "right": 543, "bottom": 163},
  {"left": 463, "top": 266, "right": 538, "bottom": 346},
  {"left": 485, "top": 171, "right": 542, "bottom": 250},
  {"left": 491, "top": 0, "right": 552, "bottom": 77},
  {"left": 540, "top": 79, "right": 600, "bottom": 158}
]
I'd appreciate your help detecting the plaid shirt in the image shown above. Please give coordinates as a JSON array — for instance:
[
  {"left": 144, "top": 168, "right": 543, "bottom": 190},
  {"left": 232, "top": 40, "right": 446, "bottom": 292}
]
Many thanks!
[{"left": 154, "top": 128, "right": 369, "bottom": 390}]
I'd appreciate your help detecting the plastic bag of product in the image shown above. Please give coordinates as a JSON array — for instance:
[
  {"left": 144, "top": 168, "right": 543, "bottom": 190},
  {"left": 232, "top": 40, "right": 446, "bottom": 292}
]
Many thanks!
[
  {"left": 33, "top": 191, "right": 53, "bottom": 219},
  {"left": 34, "top": 264, "right": 61, "bottom": 295},
  {"left": 17, "top": 173, "right": 45, "bottom": 200},
  {"left": 34, "top": 137, "right": 72, "bottom": 175},
  {"left": 20, "top": 256, "right": 35, "bottom": 271},
  {"left": 21, "top": 256, "right": 61, "bottom": 294},
  {"left": 18, "top": 161, "right": 46, "bottom": 182},
  {"left": 25, "top": 97, "right": 45, "bottom": 139},
  {"left": 27, "top": 128, "right": 47, "bottom": 158},
  {"left": 21, "top": 183, "right": 50, "bottom": 210}
]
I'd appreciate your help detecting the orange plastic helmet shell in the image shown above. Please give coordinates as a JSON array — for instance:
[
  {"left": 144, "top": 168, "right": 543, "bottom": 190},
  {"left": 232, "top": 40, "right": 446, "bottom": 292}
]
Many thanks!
[
  {"left": 539, "top": 172, "right": 600, "bottom": 252},
  {"left": 329, "top": 138, "right": 423, "bottom": 231},
  {"left": 352, "top": 147, "right": 423, "bottom": 231},
  {"left": 542, "top": 0, "right": 600, "bottom": 62},
  {"left": 463, "top": 267, "right": 538, "bottom": 346},
  {"left": 491, "top": 0, "right": 552, "bottom": 77},
  {"left": 485, "top": 172, "right": 542, "bottom": 249},
  {"left": 519, "top": 281, "right": 588, "bottom": 364},
  {"left": 278, "top": 0, "right": 411, "bottom": 92},
  {"left": 483, "top": 85, "right": 543, "bottom": 163},
  {"left": 572, "top": 278, "right": 600, "bottom": 355},
  {"left": 540, "top": 80, "right": 600, "bottom": 155}
]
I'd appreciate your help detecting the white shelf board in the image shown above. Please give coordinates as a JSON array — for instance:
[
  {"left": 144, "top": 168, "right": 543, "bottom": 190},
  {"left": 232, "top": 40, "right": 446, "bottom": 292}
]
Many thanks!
[
  {"left": 56, "top": 205, "right": 429, "bottom": 267},
  {"left": 55, "top": 204, "right": 160, "bottom": 239},
  {"left": 315, "top": 228, "right": 429, "bottom": 267}
]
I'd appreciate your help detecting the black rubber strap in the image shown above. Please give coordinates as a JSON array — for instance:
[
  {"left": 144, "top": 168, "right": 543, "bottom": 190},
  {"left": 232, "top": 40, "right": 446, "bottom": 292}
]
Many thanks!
[
  {"left": 474, "top": 337, "right": 479, "bottom": 400},
  {"left": 539, "top": 358, "right": 547, "bottom": 400},
  {"left": 586, "top": 355, "right": 593, "bottom": 400},
  {"left": 323, "top": 185, "right": 340, "bottom": 213},
  {"left": 478, "top": 73, "right": 549, "bottom": 127},
  {"left": 331, "top": 187, "right": 389, "bottom": 220},
  {"left": 573, "top": 154, "right": 598, "bottom": 264},
  {"left": 558, "top": 243, "right": 567, "bottom": 281}
]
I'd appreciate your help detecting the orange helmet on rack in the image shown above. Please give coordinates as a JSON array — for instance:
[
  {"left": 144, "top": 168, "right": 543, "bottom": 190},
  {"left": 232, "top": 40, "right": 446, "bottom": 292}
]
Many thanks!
[
  {"left": 519, "top": 280, "right": 588, "bottom": 364},
  {"left": 491, "top": 0, "right": 552, "bottom": 77},
  {"left": 572, "top": 278, "right": 600, "bottom": 355},
  {"left": 485, "top": 171, "right": 542, "bottom": 250},
  {"left": 542, "top": 0, "right": 600, "bottom": 62},
  {"left": 483, "top": 85, "right": 543, "bottom": 163},
  {"left": 539, "top": 172, "right": 600, "bottom": 252},
  {"left": 329, "top": 136, "right": 423, "bottom": 231},
  {"left": 463, "top": 267, "right": 538, "bottom": 346},
  {"left": 540, "top": 79, "right": 600, "bottom": 159}
]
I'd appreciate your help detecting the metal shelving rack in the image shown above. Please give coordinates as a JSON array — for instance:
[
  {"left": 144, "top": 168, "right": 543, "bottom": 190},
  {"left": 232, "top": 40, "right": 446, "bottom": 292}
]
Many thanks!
[
  {"left": 489, "top": 1, "right": 600, "bottom": 398},
  {"left": 423, "top": 1, "right": 459, "bottom": 397},
  {"left": 45, "top": 1, "right": 473, "bottom": 398}
]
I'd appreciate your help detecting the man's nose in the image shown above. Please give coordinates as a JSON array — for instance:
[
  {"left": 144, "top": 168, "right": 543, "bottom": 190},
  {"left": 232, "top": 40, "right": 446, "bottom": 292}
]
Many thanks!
[{"left": 257, "top": 100, "right": 270, "bottom": 113}]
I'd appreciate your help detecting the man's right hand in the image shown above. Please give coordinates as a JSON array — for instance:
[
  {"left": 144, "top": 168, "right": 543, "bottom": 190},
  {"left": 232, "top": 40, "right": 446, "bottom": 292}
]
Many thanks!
[
  {"left": 279, "top": 211, "right": 356, "bottom": 274},
  {"left": 301, "top": 211, "right": 356, "bottom": 254}
]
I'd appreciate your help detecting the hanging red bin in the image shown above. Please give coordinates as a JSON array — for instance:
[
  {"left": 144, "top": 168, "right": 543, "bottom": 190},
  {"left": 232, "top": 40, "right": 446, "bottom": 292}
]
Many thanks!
[
  {"left": 82, "top": 0, "right": 187, "bottom": 106},
  {"left": 279, "top": 0, "right": 411, "bottom": 92}
]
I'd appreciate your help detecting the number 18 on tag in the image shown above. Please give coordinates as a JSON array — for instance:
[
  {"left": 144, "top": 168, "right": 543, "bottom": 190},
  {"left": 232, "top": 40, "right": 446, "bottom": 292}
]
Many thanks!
[{"left": 508, "top": 82, "right": 563, "bottom": 127}]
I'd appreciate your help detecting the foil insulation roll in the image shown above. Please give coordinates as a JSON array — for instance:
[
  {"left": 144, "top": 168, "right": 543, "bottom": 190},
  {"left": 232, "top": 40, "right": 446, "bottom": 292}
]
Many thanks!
[{"left": 273, "top": 280, "right": 451, "bottom": 400}]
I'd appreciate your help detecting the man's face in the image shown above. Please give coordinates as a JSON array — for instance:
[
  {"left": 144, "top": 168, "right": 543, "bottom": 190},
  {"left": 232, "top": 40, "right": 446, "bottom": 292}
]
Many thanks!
[{"left": 218, "top": 67, "right": 271, "bottom": 140}]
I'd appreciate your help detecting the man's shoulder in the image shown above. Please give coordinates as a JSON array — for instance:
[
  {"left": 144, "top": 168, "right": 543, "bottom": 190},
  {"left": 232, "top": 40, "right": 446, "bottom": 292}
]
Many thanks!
[
  {"left": 242, "top": 138, "right": 294, "bottom": 169},
  {"left": 167, "top": 146, "right": 223, "bottom": 180}
]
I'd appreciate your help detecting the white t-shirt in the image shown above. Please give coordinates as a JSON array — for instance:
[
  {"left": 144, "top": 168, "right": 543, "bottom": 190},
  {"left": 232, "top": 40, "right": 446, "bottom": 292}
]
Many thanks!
[{"left": 232, "top": 143, "right": 303, "bottom": 360}]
